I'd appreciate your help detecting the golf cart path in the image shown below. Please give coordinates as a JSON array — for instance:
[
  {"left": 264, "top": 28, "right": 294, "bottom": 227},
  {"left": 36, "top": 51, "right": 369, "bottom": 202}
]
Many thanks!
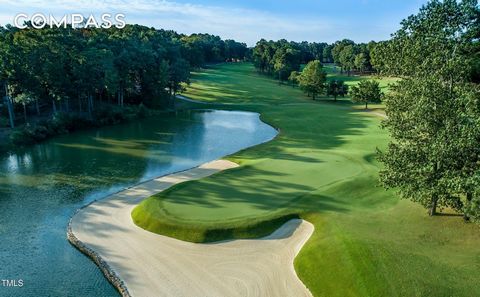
[{"left": 69, "top": 160, "right": 314, "bottom": 297}]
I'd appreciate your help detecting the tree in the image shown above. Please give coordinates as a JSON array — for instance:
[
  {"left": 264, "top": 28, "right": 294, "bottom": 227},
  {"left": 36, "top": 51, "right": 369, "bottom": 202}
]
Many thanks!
[
  {"left": 354, "top": 53, "right": 368, "bottom": 73},
  {"left": 298, "top": 60, "right": 326, "bottom": 100},
  {"left": 338, "top": 45, "right": 357, "bottom": 75},
  {"left": 0, "top": 23, "right": 247, "bottom": 145},
  {"left": 326, "top": 80, "right": 348, "bottom": 101},
  {"left": 168, "top": 58, "right": 190, "bottom": 107},
  {"left": 350, "top": 80, "right": 382, "bottom": 109},
  {"left": 377, "top": 0, "right": 480, "bottom": 217},
  {"left": 14, "top": 93, "right": 34, "bottom": 123},
  {"left": 288, "top": 71, "right": 300, "bottom": 87},
  {"left": 0, "top": 27, "right": 18, "bottom": 128},
  {"left": 322, "top": 45, "right": 333, "bottom": 63}
]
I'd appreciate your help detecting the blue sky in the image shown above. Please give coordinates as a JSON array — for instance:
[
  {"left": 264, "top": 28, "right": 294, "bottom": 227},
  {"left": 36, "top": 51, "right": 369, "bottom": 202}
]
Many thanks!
[{"left": 0, "top": 0, "right": 428, "bottom": 45}]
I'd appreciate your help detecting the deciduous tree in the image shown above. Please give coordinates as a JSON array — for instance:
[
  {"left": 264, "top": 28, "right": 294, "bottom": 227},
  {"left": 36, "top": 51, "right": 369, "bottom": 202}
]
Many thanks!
[
  {"left": 298, "top": 60, "right": 326, "bottom": 100},
  {"left": 377, "top": 0, "right": 480, "bottom": 217},
  {"left": 350, "top": 80, "right": 382, "bottom": 109},
  {"left": 326, "top": 80, "right": 348, "bottom": 101}
]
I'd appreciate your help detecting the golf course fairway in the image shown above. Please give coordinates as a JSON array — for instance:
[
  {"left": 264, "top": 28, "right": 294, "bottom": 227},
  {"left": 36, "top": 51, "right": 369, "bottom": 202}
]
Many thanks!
[{"left": 132, "top": 63, "right": 480, "bottom": 297}]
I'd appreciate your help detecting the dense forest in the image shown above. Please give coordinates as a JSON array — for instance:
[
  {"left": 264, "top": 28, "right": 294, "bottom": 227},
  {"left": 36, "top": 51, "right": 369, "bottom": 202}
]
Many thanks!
[
  {"left": 251, "top": 39, "right": 377, "bottom": 82},
  {"left": 0, "top": 24, "right": 247, "bottom": 146}
]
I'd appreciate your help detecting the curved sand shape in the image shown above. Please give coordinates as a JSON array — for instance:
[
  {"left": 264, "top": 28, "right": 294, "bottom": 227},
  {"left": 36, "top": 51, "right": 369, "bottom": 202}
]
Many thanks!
[{"left": 69, "top": 160, "right": 314, "bottom": 297}]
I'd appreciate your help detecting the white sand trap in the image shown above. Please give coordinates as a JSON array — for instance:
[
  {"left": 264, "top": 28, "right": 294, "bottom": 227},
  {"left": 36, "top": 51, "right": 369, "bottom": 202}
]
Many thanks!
[{"left": 70, "top": 160, "right": 314, "bottom": 297}]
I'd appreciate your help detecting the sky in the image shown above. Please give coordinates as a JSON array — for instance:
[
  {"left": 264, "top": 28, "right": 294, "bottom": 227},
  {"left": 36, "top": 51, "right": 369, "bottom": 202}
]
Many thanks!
[{"left": 0, "top": 0, "right": 428, "bottom": 45}]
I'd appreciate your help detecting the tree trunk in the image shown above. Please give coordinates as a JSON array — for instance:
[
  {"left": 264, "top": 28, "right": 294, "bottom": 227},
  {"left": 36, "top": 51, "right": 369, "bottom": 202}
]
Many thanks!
[
  {"left": 429, "top": 194, "right": 439, "bottom": 216},
  {"left": 117, "top": 90, "right": 124, "bottom": 108},
  {"left": 90, "top": 93, "right": 94, "bottom": 111},
  {"left": 87, "top": 94, "right": 92, "bottom": 116},
  {"left": 78, "top": 96, "right": 82, "bottom": 113},
  {"left": 52, "top": 99, "right": 57, "bottom": 114},
  {"left": 464, "top": 192, "right": 473, "bottom": 222},
  {"left": 65, "top": 98, "right": 69, "bottom": 112},
  {"left": 4, "top": 82, "right": 15, "bottom": 128},
  {"left": 365, "top": 102, "right": 368, "bottom": 109},
  {"left": 23, "top": 103, "right": 27, "bottom": 123},
  {"left": 35, "top": 98, "right": 40, "bottom": 115}
]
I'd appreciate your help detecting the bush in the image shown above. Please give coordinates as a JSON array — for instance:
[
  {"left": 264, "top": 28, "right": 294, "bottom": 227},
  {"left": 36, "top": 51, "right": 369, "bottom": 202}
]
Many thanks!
[
  {"left": 94, "top": 106, "right": 128, "bottom": 125},
  {"left": 8, "top": 104, "right": 153, "bottom": 147},
  {"left": 10, "top": 125, "right": 39, "bottom": 145}
]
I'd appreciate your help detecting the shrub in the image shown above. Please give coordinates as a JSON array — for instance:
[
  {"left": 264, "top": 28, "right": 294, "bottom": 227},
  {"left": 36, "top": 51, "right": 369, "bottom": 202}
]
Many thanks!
[
  {"left": 0, "top": 117, "right": 9, "bottom": 128},
  {"left": 8, "top": 104, "right": 153, "bottom": 147}
]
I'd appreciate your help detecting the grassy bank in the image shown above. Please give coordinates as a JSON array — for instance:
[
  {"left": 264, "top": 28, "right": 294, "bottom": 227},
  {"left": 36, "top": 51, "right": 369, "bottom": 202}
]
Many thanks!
[{"left": 132, "top": 63, "right": 480, "bottom": 297}]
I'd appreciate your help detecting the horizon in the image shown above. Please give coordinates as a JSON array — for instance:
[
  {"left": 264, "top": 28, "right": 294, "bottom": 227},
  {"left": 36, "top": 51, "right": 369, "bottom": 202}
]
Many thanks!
[{"left": 0, "top": 0, "right": 428, "bottom": 46}]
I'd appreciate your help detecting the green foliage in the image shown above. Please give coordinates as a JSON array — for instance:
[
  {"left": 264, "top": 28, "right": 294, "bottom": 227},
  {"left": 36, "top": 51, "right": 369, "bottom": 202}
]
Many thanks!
[
  {"left": 8, "top": 106, "right": 148, "bottom": 146},
  {"left": 252, "top": 39, "right": 376, "bottom": 80},
  {"left": 350, "top": 80, "right": 382, "bottom": 108},
  {"left": 0, "top": 24, "right": 246, "bottom": 141},
  {"left": 252, "top": 40, "right": 330, "bottom": 81},
  {"left": 93, "top": 106, "right": 128, "bottom": 125},
  {"left": 298, "top": 60, "right": 327, "bottom": 100},
  {"left": 331, "top": 39, "right": 376, "bottom": 74},
  {"left": 377, "top": 0, "right": 480, "bottom": 217},
  {"left": 288, "top": 70, "right": 300, "bottom": 87},
  {"left": 326, "top": 80, "right": 349, "bottom": 101},
  {"left": 0, "top": 116, "right": 8, "bottom": 128}
]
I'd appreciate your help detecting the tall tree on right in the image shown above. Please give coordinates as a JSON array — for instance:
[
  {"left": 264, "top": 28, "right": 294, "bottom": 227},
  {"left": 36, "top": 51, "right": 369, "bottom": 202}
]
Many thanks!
[{"left": 377, "top": 0, "right": 480, "bottom": 218}]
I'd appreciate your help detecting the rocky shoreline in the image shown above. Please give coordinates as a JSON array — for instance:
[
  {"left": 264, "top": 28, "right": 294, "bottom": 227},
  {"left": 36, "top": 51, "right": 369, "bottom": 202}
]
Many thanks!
[{"left": 67, "top": 204, "right": 131, "bottom": 297}]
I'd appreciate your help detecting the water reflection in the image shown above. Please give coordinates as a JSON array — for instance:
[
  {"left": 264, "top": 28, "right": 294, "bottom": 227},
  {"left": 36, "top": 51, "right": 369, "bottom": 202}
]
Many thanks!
[{"left": 0, "top": 110, "right": 277, "bottom": 297}]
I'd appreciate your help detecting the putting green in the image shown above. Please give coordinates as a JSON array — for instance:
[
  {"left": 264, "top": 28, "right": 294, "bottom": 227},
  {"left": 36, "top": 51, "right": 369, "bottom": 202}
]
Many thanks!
[{"left": 133, "top": 63, "right": 480, "bottom": 297}]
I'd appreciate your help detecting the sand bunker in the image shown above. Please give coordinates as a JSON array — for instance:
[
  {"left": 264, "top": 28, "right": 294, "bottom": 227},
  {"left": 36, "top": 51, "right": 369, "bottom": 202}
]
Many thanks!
[{"left": 69, "top": 160, "right": 313, "bottom": 297}]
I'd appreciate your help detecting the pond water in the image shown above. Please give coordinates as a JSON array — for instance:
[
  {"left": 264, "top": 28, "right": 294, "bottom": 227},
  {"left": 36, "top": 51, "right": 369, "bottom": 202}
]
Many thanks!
[{"left": 0, "top": 110, "right": 277, "bottom": 297}]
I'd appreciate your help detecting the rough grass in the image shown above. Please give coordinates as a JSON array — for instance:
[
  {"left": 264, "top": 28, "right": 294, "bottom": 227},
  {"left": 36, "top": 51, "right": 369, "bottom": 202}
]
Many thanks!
[{"left": 132, "top": 63, "right": 480, "bottom": 297}]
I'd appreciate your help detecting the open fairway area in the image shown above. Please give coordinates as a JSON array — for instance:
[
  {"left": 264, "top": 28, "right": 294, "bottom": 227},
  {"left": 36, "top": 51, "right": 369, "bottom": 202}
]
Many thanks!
[{"left": 132, "top": 63, "right": 480, "bottom": 297}]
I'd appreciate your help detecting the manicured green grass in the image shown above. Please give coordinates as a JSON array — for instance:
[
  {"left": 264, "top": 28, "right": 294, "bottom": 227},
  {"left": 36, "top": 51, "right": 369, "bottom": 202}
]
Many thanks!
[{"left": 132, "top": 63, "right": 480, "bottom": 297}]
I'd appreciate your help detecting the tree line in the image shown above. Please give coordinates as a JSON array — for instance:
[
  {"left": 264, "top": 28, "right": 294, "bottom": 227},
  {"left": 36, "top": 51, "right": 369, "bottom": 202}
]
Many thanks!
[
  {"left": 0, "top": 24, "right": 247, "bottom": 131},
  {"left": 251, "top": 38, "right": 378, "bottom": 83}
]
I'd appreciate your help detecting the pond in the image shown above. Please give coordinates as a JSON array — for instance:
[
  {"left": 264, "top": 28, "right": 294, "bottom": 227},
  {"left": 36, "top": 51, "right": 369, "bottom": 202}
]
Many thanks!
[{"left": 0, "top": 110, "right": 277, "bottom": 297}]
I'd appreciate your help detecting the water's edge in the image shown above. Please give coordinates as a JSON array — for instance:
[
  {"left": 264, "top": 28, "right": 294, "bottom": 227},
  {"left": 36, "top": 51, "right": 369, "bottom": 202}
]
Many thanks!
[
  {"left": 66, "top": 109, "right": 279, "bottom": 297},
  {"left": 67, "top": 215, "right": 131, "bottom": 297}
]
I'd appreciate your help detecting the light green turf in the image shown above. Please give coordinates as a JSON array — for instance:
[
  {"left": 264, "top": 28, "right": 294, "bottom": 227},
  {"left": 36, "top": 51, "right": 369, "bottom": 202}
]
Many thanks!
[{"left": 132, "top": 63, "right": 480, "bottom": 297}]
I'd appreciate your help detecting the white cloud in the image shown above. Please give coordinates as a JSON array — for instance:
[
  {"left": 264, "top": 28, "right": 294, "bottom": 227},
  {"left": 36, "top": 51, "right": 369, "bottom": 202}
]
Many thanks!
[{"left": 0, "top": 0, "right": 342, "bottom": 45}]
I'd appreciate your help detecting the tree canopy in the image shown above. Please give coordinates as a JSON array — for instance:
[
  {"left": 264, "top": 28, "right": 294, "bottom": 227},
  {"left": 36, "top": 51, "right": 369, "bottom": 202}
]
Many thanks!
[
  {"left": 350, "top": 80, "right": 382, "bottom": 109},
  {"left": 326, "top": 80, "right": 349, "bottom": 101},
  {"left": 0, "top": 24, "right": 247, "bottom": 130},
  {"left": 377, "top": 0, "right": 480, "bottom": 218},
  {"left": 298, "top": 60, "right": 326, "bottom": 100}
]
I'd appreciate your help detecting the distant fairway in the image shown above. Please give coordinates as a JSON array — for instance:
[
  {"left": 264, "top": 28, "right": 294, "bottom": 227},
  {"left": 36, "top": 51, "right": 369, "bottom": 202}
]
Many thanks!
[{"left": 133, "top": 63, "right": 480, "bottom": 297}]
